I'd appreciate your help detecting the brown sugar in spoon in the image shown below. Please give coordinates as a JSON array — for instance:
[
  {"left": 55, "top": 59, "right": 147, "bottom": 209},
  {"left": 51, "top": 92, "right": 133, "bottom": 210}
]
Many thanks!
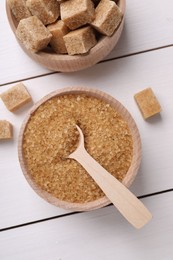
[{"left": 68, "top": 125, "right": 152, "bottom": 229}]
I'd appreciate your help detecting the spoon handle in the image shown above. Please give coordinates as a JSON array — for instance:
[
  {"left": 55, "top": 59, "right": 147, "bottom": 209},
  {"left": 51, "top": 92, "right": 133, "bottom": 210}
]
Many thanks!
[{"left": 70, "top": 148, "right": 152, "bottom": 229}]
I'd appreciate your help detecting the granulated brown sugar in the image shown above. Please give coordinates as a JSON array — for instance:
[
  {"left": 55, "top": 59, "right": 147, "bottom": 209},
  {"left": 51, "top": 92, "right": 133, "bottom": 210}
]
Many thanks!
[{"left": 23, "top": 94, "right": 133, "bottom": 203}]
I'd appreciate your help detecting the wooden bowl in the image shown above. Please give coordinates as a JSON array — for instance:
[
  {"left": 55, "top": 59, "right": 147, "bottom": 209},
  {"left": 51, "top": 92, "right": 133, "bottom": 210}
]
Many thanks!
[
  {"left": 18, "top": 87, "right": 141, "bottom": 211},
  {"left": 6, "top": 0, "right": 126, "bottom": 72}
]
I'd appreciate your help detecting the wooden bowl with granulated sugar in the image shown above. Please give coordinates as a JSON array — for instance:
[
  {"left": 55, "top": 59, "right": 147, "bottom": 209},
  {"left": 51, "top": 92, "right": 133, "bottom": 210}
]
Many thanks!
[
  {"left": 6, "top": 0, "right": 125, "bottom": 72},
  {"left": 18, "top": 87, "right": 141, "bottom": 211}
]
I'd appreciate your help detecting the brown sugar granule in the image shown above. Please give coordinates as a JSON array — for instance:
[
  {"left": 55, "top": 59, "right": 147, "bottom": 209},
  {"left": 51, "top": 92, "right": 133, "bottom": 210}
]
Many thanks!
[
  {"left": 8, "top": 0, "right": 32, "bottom": 22},
  {"left": 91, "top": 0, "right": 122, "bottom": 36},
  {"left": 0, "top": 83, "right": 32, "bottom": 112},
  {"left": 23, "top": 94, "right": 133, "bottom": 203},
  {"left": 134, "top": 88, "right": 161, "bottom": 119},
  {"left": 0, "top": 120, "right": 13, "bottom": 140}
]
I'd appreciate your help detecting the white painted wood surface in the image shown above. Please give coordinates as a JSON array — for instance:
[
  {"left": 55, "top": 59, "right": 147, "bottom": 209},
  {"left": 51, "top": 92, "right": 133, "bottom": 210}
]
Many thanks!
[
  {"left": 1, "top": 0, "right": 173, "bottom": 258},
  {"left": 0, "top": 47, "right": 173, "bottom": 229},
  {"left": 0, "top": 192, "right": 172, "bottom": 260},
  {"left": 1, "top": 0, "right": 173, "bottom": 85}
]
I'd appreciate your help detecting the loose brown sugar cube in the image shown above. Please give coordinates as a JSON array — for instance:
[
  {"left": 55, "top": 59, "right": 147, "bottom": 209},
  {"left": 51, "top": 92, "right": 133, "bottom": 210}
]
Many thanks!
[
  {"left": 8, "top": 0, "right": 32, "bottom": 22},
  {"left": 26, "top": 0, "right": 60, "bottom": 25},
  {"left": 91, "top": 0, "right": 122, "bottom": 36},
  {"left": 0, "top": 121, "right": 13, "bottom": 140},
  {"left": 134, "top": 88, "right": 161, "bottom": 119},
  {"left": 16, "top": 16, "right": 52, "bottom": 52},
  {"left": 47, "top": 20, "right": 70, "bottom": 54},
  {"left": 60, "top": 0, "right": 95, "bottom": 30},
  {"left": 63, "top": 26, "right": 97, "bottom": 55},
  {"left": 0, "top": 83, "right": 32, "bottom": 112}
]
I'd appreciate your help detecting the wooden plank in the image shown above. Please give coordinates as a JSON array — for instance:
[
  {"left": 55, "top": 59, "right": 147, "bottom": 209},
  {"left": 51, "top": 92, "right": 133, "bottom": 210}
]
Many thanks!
[
  {"left": 0, "top": 47, "right": 173, "bottom": 229},
  {"left": 0, "top": 192, "right": 173, "bottom": 259},
  {"left": 109, "top": 0, "right": 173, "bottom": 59},
  {"left": 1, "top": 0, "right": 173, "bottom": 84}
]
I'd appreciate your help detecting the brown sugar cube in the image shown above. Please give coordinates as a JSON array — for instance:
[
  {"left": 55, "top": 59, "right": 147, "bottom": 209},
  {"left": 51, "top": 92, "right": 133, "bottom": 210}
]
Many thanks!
[
  {"left": 26, "top": 0, "right": 60, "bottom": 25},
  {"left": 16, "top": 16, "right": 52, "bottom": 52},
  {"left": 91, "top": 0, "right": 122, "bottom": 36},
  {"left": 0, "top": 83, "right": 32, "bottom": 112},
  {"left": 47, "top": 20, "right": 70, "bottom": 54},
  {"left": 60, "top": 0, "right": 95, "bottom": 30},
  {"left": 8, "top": 0, "right": 32, "bottom": 22},
  {"left": 134, "top": 88, "right": 161, "bottom": 119},
  {"left": 63, "top": 26, "right": 97, "bottom": 55},
  {"left": 0, "top": 121, "right": 13, "bottom": 140}
]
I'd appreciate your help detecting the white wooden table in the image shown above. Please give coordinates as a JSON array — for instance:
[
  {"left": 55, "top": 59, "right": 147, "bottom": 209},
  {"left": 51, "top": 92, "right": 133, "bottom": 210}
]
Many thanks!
[{"left": 0, "top": 0, "right": 173, "bottom": 259}]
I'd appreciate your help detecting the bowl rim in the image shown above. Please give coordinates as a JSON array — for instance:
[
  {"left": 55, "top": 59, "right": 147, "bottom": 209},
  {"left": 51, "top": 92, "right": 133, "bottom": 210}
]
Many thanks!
[
  {"left": 18, "top": 86, "right": 142, "bottom": 211},
  {"left": 6, "top": 0, "right": 126, "bottom": 72}
]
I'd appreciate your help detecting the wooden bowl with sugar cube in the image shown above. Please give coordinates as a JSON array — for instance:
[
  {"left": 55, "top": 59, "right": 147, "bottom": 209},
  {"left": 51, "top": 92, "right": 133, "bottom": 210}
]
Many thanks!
[
  {"left": 6, "top": 0, "right": 125, "bottom": 72},
  {"left": 18, "top": 86, "right": 141, "bottom": 211}
]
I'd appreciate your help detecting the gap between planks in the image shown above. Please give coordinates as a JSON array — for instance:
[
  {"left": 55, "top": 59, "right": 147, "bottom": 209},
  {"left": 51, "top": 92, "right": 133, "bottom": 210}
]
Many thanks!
[
  {"left": 0, "top": 188, "right": 172, "bottom": 233},
  {"left": 1, "top": 44, "right": 173, "bottom": 87}
]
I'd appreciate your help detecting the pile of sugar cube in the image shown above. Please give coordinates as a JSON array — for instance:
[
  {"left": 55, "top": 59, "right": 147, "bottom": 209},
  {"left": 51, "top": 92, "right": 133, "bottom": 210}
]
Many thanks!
[{"left": 8, "top": 0, "right": 122, "bottom": 55}]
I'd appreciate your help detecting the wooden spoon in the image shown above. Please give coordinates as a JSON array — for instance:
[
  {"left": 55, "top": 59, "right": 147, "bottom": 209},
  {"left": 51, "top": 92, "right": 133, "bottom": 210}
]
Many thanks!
[{"left": 68, "top": 125, "right": 152, "bottom": 229}]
